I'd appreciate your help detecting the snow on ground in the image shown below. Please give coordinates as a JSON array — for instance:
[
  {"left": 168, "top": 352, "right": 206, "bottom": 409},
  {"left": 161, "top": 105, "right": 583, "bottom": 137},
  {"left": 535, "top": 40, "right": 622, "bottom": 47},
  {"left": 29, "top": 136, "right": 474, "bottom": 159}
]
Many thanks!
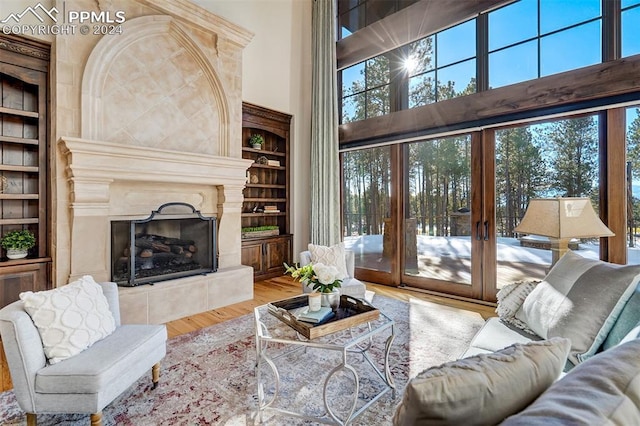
[{"left": 344, "top": 234, "right": 639, "bottom": 265}]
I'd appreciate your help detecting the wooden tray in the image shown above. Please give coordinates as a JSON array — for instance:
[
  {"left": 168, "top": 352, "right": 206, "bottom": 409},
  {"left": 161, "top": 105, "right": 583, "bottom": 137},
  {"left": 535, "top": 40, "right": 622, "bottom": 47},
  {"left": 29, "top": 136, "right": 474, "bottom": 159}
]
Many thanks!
[{"left": 267, "top": 294, "right": 380, "bottom": 339}]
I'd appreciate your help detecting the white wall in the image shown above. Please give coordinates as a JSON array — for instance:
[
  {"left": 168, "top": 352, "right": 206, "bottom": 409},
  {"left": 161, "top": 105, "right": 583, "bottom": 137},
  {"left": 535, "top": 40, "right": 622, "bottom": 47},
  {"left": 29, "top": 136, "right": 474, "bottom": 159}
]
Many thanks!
[{"left": 193, "top": 0, "right": 312, "bottom": 260}]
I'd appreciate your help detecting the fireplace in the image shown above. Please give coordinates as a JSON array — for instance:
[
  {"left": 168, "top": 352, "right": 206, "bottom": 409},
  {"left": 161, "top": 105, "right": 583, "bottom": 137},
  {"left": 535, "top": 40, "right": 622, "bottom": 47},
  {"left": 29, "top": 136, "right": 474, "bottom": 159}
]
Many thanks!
[
  {"left": 111, "top": 203, "right": 217, "bottom": 286},
  {"left": 55, "top": 2, "right": 255, "bottom": 324}
]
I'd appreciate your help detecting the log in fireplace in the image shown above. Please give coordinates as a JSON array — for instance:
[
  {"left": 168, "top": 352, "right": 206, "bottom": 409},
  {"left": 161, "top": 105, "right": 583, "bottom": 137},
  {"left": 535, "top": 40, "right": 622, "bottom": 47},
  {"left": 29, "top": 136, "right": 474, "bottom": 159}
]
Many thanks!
[{"left": 111, "top": 203, "right": 217, "bottom": 286}]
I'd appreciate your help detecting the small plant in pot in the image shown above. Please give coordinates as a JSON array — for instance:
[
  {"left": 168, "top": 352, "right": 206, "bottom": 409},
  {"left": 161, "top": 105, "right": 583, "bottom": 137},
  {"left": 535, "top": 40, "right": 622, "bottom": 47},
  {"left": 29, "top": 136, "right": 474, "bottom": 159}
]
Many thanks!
[
  {"left": 249, "top": 134, "right": 264, "bottom": 149},
  {"left": 1, "top": 229, "right": 36, "bottom": 259}
]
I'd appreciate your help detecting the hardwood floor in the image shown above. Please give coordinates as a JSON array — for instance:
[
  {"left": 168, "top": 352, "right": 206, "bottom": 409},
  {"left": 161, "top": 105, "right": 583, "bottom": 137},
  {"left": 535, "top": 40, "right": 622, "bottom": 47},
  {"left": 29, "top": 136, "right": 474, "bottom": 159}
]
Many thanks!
[{"left": 0, "top": 276, "right": 496, "bottom": 392}]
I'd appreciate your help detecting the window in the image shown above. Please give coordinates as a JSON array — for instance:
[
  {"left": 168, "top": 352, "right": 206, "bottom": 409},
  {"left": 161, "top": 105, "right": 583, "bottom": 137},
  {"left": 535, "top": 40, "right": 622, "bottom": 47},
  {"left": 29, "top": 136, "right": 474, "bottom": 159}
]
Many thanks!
[
  {"left": 622, "top": 1, "right": 640, "bottom": 57},
  {"left": 496, "top": 114, "right": 601, "bottom": 287},
  {"left": 408, "top": 20, "right": 476, "bottom": 108},
  {"left": 488, "top": 0, "right": 602, "bottom": 89},
  {"left": 337, "top": 0, "right": 420, "bottom": 40},
  {"left": 341, "top": 56, "right": 390, "bottom": 123},
  {"left": 627, "top": 105, "right": 640, "bottom": 264},
  {"left": 338, "top": 0, "right": 614, "bottom": 124},
  {"left": 342, "top": 146, "right": 392, "bottom": 273}
]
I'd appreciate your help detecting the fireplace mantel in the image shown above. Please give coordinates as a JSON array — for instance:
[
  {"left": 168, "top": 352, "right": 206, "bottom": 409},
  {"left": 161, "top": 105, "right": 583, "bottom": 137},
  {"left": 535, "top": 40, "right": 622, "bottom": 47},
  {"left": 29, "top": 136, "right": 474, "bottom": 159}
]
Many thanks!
[{"left": 60, "top": 137, "right": 253, "bottom": 187}]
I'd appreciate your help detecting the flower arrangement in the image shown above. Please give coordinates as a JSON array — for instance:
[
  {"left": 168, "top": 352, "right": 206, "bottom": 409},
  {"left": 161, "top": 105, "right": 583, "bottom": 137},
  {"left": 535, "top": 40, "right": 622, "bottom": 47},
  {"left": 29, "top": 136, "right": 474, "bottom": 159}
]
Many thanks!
[
  {"left": 1, "top": 229, "right": 36, "bottom": 251},
  {"left": 284, "top": 262, "right": 342, "bottom": 293}
]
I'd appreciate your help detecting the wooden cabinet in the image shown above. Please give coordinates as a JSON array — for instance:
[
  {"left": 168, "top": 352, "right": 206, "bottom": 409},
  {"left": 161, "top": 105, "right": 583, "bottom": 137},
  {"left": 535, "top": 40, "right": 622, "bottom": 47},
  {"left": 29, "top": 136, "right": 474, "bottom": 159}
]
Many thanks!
[
  {"left": 241, "top": 103, "right": 292, "bottom": 280},
  {"left": 0, "top": 35, "right": 51, "bottom": 308},
  {"left": 240, "top": 235, "right": 292, "bottom": 279}
]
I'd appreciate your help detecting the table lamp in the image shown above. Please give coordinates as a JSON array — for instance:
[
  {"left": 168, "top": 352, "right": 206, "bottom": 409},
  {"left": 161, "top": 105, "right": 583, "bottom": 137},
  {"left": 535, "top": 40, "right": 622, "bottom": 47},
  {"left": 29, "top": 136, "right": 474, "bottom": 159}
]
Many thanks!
[{"left": 514, "top": 197, "right": 614, "bottom": 267}]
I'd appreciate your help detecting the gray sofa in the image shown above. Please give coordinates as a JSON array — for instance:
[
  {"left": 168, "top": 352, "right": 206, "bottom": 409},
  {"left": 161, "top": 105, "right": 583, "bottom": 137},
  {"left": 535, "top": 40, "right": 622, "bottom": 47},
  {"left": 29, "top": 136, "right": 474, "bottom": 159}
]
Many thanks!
[{"left": 394, "top": 252, "right": 640, "bottom": 425}]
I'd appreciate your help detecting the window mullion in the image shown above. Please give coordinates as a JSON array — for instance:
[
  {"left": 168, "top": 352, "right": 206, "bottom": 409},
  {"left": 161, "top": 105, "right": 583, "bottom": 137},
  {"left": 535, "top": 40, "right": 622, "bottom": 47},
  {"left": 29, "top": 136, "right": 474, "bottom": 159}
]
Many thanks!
[{"left": 477, "top": 12, "right": 489, "bottom": 92}]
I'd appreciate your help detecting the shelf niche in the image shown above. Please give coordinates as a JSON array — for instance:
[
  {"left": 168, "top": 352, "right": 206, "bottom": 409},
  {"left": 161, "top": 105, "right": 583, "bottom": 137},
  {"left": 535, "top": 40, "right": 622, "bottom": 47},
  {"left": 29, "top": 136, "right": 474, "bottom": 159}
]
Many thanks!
[{"left": 241, "top": 102, "right": 292, "bottom": 280}]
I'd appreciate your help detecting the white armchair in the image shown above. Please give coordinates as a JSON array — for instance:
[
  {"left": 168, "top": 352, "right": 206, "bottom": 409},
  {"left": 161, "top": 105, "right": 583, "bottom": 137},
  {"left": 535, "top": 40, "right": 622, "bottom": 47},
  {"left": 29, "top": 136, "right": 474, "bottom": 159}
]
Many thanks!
[
  {"left": 299, "top": 249, "right": 367, "bottom": 299},
  {"left": 0, "top": 281, "right": 167, "bottom": 426}
]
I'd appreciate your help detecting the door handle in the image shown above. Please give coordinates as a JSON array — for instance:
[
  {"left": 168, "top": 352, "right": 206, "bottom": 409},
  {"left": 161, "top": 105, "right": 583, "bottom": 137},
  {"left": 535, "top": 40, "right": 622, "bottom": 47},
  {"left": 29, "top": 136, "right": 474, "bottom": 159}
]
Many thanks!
[
  {"left": 475, "top": 221, "right": 481, "bottom": 241},
  {"left": 484, "top": 221, "right": 489, "bottom": 241}
]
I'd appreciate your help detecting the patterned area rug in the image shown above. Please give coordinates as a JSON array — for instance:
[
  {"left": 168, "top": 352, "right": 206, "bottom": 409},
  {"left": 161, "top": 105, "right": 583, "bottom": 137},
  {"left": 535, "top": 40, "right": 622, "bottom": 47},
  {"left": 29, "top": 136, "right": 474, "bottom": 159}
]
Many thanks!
[{"left": 0, "top": 295, "right": 486, "bottom": 425}]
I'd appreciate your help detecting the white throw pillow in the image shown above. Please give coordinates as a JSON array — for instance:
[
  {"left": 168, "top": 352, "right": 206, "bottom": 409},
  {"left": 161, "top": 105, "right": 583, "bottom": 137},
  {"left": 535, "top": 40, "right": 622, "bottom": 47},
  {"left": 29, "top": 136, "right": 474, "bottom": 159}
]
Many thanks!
[
  {"left": 20, "top": 275, "right": 116, "bottom": 364},
  {"left": 496, "top": 280, "right": 540, "bottom": 335},
  {"left": 308, "top": 242, "right": 349, "bottom": 279},
  {"left": 393, "top": 337, "right": 571, "bottom": 426}
]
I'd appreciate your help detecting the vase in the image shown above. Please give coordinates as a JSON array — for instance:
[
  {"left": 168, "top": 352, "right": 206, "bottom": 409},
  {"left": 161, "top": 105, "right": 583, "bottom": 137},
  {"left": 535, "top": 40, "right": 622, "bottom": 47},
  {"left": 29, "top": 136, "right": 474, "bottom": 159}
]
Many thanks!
[
  {"left": 6, "top": 249, "right": 28, "bottom": 259},
  {"left": 252, "top": 143, "right": 262, "bottom": 150},
  {"left": 321, "top": 289, "right": 340, "bottom": 311}
]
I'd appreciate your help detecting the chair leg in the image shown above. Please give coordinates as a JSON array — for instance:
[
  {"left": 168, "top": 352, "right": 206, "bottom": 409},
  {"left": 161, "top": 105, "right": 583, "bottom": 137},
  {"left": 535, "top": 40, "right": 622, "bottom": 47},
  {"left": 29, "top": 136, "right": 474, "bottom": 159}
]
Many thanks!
[
  {"left": 152, "top": 362, "right": 160, "bottom": 389},
  {"left": 90, "top": 412, "right": 102, "bottom": 426},
  {"left": 26, "top": 413, "right": 36, "bottom": 426}
]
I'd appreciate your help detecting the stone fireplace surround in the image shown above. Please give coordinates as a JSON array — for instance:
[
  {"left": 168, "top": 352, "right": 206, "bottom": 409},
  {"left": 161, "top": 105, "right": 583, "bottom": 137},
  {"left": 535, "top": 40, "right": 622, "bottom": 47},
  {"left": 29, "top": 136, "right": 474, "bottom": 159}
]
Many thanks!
[{"left": 54, "top": 0, "right": 256, "bottom": 324}]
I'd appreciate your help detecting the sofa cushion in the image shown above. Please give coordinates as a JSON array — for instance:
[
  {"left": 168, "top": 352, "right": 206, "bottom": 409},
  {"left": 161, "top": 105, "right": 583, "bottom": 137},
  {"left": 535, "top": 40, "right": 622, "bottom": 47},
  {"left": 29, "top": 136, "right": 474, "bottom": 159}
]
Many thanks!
[
  {"left": 309, "top": 242, "right": 349, "bottom": 279},
  {"left": 500, "top": 338, "right": 640, "bottom": 426},
  {"left": 515, "top": 251, "right": 640, "bottom": 364},
  {"left": 393, "top": 337, "right": 570, "bottom": 426},
  {"left": 36, "top": 324, "right": 167, "bottom": 393},
  {"left": 618, "top": 322, "right": 640, "bottom": 345},
  {"left": 20, "top": 275, "right": 117, "bottom": 364},
  {"left": 464, "top": 317, "right": 540, "bottom": 357},
  {"left": 602, "top": 282, "right": 640, "bottom": 350}
]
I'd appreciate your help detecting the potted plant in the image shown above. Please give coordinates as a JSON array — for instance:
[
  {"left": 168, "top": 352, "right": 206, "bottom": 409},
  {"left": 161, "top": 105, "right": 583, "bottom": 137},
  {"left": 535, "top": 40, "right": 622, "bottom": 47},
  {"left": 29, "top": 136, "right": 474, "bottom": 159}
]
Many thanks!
[
  {"left": 284, "top": 262, "right": 342, "bottom": 308},
  {"left": 1, "top": 229, "right": 36, "bottom": 259},
  {"left": 249, "top": 134, "right": 264, "bottom": 149}
]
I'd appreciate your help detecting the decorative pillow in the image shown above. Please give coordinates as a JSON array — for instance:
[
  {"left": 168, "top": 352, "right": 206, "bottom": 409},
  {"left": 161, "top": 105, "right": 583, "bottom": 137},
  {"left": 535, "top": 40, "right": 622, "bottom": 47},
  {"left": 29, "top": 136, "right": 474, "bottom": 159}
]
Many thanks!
[
  {"left": 514, "top": 250, "right": 640, "bottom": 365},
  {"left": 496, "top": 280, "right": 540, "bottom": 335},
  {"left": 500, "top": 338, "right": 640, "bottom": 426},
  {"left": 308, "top": 242, "right": 349, "bottom": 279},
  {"left": 20, "top": 275, "right": 116, "bottom": 364},
  {"left": 392, "top": 337, "right": 571, "bottom": 426}
]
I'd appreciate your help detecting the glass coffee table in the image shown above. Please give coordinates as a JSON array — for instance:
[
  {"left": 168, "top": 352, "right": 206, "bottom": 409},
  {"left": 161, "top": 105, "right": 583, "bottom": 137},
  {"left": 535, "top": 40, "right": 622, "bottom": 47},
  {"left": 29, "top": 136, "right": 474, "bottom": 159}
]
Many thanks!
[{"left": 253, "top": 295, "right": 395, "bottom": 425}]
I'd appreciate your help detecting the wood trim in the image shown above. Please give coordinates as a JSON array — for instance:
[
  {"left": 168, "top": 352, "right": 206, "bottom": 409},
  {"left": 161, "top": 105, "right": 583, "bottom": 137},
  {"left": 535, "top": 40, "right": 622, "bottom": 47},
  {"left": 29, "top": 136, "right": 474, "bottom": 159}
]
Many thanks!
[
  {"left": 337, "top": 0, "right": 514, "bottom": 70},
  {"left": 480, "top": 130, "right": 497, "bottom": 302},
  {"left": 471, "top": 131, "right": 485, "bottom": 300},
  {"left": 339, "top": 54, "right": 640, "bottom": 145},
  {"left": 603, "top": 108, "right": 627, "bottom": 264},
  {"left": 0, "top": 34, "right": 50, "bottom": 62}
]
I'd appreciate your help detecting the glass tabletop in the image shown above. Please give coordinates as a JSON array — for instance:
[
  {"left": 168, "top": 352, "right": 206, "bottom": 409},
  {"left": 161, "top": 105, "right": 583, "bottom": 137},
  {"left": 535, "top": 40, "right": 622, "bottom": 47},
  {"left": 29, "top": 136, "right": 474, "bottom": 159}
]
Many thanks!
[{"left": 254, "top": 295, "right": 394, "bottom": 349}]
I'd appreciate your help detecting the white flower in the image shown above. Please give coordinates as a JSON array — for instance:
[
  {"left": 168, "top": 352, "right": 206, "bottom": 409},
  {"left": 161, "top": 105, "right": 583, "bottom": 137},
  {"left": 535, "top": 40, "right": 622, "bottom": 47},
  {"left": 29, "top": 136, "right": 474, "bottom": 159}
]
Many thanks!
[{"left": 314, "top": 263, "right": 339, "bottom": 285}]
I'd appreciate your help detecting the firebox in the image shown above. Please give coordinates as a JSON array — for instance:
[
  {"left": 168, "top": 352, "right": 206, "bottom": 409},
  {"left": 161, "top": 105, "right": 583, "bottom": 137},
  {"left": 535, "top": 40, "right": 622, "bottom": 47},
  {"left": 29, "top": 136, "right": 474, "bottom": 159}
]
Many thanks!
[{"left": 111, "top": 202, "right": 217, "bottom": 286}]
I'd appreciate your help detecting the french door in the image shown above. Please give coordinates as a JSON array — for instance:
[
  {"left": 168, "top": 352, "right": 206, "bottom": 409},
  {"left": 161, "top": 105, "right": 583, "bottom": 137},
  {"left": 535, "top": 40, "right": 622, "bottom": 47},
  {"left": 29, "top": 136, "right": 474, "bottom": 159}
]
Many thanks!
[
  {"left": 341, "top": 132, "right": 496, "bottom": 301},
  {"left": 399, "top": 132, "right": 492, "bottom": 300}
]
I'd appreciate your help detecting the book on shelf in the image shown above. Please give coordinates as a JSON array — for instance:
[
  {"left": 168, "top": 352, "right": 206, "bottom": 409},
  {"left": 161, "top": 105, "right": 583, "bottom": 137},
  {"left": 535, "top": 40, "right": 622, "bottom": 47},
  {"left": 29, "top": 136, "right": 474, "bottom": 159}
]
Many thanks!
[
  {"left": 291, "top": 306, "right": 335, "bottom": 324},
  {"left": 267, "top": 160, "right": 281, "bottom": 167}
]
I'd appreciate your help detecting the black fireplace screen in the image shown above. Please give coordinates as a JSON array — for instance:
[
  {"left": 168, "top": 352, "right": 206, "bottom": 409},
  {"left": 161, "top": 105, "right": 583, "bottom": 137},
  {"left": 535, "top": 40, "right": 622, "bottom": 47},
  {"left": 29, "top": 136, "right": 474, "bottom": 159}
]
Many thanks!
[{"left": 111, "top": 202, "right": 217, "bottom": 286}]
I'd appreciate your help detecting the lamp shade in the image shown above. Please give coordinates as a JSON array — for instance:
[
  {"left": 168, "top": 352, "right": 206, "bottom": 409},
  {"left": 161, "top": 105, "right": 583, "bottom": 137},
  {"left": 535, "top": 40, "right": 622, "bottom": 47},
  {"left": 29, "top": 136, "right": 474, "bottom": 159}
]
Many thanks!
[{"left": 514, "top": 197, "right": 614, "bottom": 239}]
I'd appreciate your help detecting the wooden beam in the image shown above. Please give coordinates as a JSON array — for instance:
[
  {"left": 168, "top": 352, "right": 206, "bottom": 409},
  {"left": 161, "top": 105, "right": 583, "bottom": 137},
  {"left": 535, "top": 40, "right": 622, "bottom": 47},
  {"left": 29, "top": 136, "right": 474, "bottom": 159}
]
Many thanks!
[
  {"left": 340, "top": 54, "right": 640, "bottom": 145},
  {"left": 337, "top": 0, "right": 514, "bottom": 70}
]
